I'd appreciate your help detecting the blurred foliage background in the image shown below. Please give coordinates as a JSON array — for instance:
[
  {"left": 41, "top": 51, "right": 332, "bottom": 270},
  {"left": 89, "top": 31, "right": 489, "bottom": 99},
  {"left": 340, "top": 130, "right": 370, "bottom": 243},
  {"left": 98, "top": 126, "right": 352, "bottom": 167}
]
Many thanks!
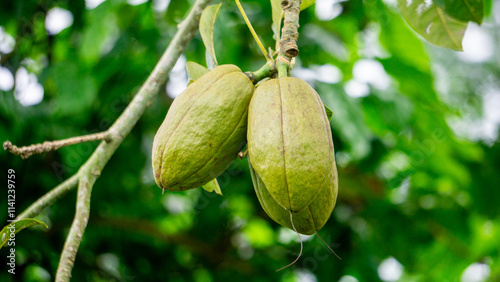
[{"left": 1, "top": 0, "right": 500, "bottom": 281}]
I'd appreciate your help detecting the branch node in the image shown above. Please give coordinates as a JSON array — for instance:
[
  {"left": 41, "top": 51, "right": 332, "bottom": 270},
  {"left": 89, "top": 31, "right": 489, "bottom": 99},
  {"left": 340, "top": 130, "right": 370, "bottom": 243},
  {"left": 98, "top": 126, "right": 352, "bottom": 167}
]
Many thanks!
[
  {"left": 284, "top": 41, "right": 299, "bottom": 58},
  {"left": 277, "top": 55, "right": 291, "bottom": 64},
  {"left": 281, "top": 0, "right": 292, "bottom": 9},
  {"left": 103, "top": 131, "right": 113, "bottom": 143},
  {"left": 104, "top": 129, "right": 117, "bottom": 143}
]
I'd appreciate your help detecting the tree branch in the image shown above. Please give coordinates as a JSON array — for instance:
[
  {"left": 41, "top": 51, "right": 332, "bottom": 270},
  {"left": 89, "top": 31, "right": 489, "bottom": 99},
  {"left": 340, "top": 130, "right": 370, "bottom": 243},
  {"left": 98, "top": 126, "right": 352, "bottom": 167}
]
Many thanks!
[
  {"left": 3, "top": 132, "right": 112, "bottom": 159},
  {"left": 279, "top": 0, "right": 300, "bottom": 58},
  {"left": 56, "top": 174, "right": 94, "bottom": 282},
  {"left": 40, "top": 0, "right": 213, "bottom": 280},
  {"left": 14, "top": 0, "right": 211, "bottom": 224},
  {"left": 276, "top": 0, "right": 301, "bottom": 78}
]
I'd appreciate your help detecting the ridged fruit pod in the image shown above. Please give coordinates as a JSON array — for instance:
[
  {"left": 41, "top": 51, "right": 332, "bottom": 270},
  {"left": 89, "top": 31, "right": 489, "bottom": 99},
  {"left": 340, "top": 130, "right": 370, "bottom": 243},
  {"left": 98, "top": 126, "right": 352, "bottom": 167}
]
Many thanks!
[
  {"left": 152, "top": 64, "right": 254, "bottom": 192},
  {"left": 248, "top": 157, "right": 337, "bottom": 235},
  {"left": 247, "top": 77, "right": 337, "bottom": 213}
]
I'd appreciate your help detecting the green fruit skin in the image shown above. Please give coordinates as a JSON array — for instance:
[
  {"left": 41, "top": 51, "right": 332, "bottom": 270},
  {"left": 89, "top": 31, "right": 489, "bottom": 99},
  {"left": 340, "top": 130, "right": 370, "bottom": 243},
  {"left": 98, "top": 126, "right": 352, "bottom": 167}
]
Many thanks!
[
  {"left": 247, "top": 77, "right": 336, "bottom": 212},
  {"left": 152, "top": 65, "right": 254, "bottom": 191},
  {"left": 249, "top": 157, "right": 337, "bottom": 235}
]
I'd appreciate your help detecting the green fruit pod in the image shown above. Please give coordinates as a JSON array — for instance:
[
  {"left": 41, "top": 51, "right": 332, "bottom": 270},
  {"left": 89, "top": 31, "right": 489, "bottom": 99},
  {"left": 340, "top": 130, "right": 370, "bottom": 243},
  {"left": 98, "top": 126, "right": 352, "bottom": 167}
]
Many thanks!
[
  {"left": 249, "top": 157, "right": 337, "bottom": 235},
  {"left": 247, "top": 77, "right": 337, "bottom": 213},
  {"left": 152, "top": 64, "right": 254, "bottom": 192}
]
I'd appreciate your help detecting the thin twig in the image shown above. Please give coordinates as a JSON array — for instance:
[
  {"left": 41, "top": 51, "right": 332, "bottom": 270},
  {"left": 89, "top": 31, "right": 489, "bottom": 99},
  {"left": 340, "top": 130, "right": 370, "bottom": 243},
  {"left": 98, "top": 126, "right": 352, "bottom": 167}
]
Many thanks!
[
  {"left": 55, "top": 175, "right": 94, "bottom": 282},
  {"left": 3, "top": 131, "right": 112, "bottom": 159},
  {"left": 13, "top": 0, "right": 210, "bottom": 229},
  {"left": 16, "top": 174, "right": 80, "bottom": 220}
]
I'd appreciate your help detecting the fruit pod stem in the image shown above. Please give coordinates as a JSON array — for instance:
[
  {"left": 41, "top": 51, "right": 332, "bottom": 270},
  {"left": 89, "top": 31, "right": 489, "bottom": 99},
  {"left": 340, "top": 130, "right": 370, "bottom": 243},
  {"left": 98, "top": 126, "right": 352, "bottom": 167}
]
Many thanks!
[
  {"left": 276, "top": 57, "right": 289, "bottom": 79},
  {"left": 245, "top": 62, "right": 277, "bottom": 84},
  {"left": 276, "top": 0, "right": 301, "bottom": 77}
]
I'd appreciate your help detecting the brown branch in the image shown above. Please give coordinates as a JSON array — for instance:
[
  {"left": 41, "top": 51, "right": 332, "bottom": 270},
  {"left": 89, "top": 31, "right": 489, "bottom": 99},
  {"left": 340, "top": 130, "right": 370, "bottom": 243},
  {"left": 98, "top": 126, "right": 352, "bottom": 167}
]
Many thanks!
[
  {"left": 44, "top": 1, "right": 213, "bottom": 280},
  {"left": 279, "top": 0, "right": 300, "bottom": 58},
  {"left": 13, "top": 0, "right": 211, "bottom": 231},
  {"left": 276, "top": 0, "right": 301, "bottom": 78},
  {"left": 3, "top": 131, "right": 112, "bottom": 159}
]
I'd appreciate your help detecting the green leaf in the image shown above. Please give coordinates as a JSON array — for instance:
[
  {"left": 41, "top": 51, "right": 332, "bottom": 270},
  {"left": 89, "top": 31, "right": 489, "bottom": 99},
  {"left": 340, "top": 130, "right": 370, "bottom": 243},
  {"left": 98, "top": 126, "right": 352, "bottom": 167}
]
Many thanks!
[
  {"left": 270, "top": 0, "right": 282, "bottom": 47},
  {"left": 202, "top": 178, "right": 222, "bottom": 195},
  {"left": 186, "top": 61, "right": 209, "bottom": 84},
  {"left": 200, "top": 4, "right": 222, "bottom": 66},
  {"left": 300, "top": 0, "right": 315, "bottom": 10},
  {"left": 398, "top": 0, "right": 468, "bottom": 51},
  {"left": 379, "top": 14, "right": 430, "bottom": 72},
  {"left": 0, "top": 219, "right": 48, "bottom": 250},
  {"left": 435, "top": 0, "right": 484, "bottom": 24},
  {"left": 324, "top": 104, "right": 333, "bottom": 121}
]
